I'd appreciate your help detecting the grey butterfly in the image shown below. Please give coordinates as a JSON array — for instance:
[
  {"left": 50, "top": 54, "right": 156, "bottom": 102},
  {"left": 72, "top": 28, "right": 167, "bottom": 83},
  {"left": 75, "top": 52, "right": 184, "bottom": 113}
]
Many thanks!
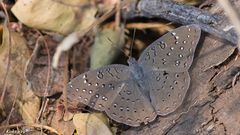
[{"left": 67, "top": 25, "right": 201, "bottom": 127}]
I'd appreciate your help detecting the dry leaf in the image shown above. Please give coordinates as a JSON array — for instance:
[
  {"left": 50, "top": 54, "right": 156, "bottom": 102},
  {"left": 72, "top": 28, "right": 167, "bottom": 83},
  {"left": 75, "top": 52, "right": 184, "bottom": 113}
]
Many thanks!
[
  {"left": 63, "top": 111, "right": 74, "bottom": 121},
  {"left": 0, "top": 25, "right": 32, "bottom": 123},
  {"left": 18, "top": 83, "right": 40, "bottom": 124},
  {"left": 0, "top": 26, "right": 40, "bottom": 124},
  {"left": 0, "top": 26, "right": 30, "bottom": 77},
  {"left": 73, "top": 113, "right": 113, "bottom": 135},
  {"left": 11, "top": 0, "right": 97, "bottom": 35},
  {"left": 51, "top": 108, "right": 75, "bottom": 135},
  {"left": 90, "top": 28, "right": 125, "bottom": 69}
]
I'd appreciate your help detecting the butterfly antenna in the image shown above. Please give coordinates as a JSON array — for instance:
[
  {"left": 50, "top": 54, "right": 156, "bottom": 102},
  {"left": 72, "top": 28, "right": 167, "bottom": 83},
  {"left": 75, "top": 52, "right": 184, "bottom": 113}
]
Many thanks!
[{"left": 130, "top": 28, "right": 136, "bottom": 58}]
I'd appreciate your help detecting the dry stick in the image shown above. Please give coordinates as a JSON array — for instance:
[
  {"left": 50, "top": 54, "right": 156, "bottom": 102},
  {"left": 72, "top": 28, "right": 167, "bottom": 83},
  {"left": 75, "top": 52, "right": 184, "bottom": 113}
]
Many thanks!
[
  {"left": 115, "top": 0, "right": 121, "bottom": 29},
  {"left": 217, "top": 1, "right": 240, "bottom": 50},
  {"left": 63, "top": 51, "right": 69, "bottom": 114},
  {"left": 36, "top": 33, "right": 51, "bottom": 123},
  {"left": 61, "top": 51, "right": 70, "bottom": 135},
  {"left": 0, "top": 2, "right": 11, "bottom": 110},
  {"left": 126, "top": 22, "right": 173, "bottom": 31},
  {"left": 31, "top": 37, "right": 47, "bottom": 122},
  {"left": 123, "top": 0, "right": 238, "bottom": 45}
]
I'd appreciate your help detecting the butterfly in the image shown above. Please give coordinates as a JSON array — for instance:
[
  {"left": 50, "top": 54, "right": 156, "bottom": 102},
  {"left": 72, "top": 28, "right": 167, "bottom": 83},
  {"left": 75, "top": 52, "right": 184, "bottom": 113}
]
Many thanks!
[{"left": 67, "top": 25, "right": 201, "bottom": 127}]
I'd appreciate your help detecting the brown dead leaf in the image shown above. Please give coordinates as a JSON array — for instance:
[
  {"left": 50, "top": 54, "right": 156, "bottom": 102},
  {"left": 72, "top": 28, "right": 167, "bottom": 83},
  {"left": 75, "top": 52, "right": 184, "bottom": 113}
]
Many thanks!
[
  {"left": 63, "top": 111, "right": 74, "bottom": 121},
  {"left": 0, "top": 25, "right": 32, "bottom": 123},
  {"left": 18, "top": 83, "right": 40, "bottom": 124},
  {"left": 0, "top": 26, "right": 30, "bottom": 78},
  {"left": 24, "top": 37, "right": 65, "bottom": 97},
  {"left": 51, "top": 108, "right": 75, "bottom": 135}
]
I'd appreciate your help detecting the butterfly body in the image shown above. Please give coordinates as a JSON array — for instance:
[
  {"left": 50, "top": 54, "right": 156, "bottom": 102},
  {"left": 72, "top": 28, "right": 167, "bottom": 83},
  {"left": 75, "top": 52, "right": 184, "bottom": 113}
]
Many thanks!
[
  {"left": 127, "top": 57, "right": 151, "bottom": 99},
  {"left": 128, "top": 57, "right": 144, "bottom": 80},
  {"left": 67, "top": 25, "right": 201, "bottom": 127}
]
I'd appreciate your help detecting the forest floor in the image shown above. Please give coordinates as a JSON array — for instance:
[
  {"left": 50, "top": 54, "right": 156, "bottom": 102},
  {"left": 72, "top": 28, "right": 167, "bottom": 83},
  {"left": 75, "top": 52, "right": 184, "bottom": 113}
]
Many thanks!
[{"left": 0, "top": 0, "right": 240, "bottom": 135}]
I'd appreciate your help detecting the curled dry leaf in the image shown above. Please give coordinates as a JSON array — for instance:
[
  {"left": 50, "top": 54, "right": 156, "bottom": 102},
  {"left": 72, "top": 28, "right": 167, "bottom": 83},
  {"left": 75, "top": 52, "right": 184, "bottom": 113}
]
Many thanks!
[
  {"left": 0, "top": 26, "right": 30, "bottom": 79},
  {"left": 0, "top": 25, "right": 39, "bottom": 124},
  {"left": 90, "top": 28, "right": 125, "bottom": 69},
  {"left": 24, "top": 36, "right": 65, "bottom": 97},
  {"left": 50, "top": 108, "right": 75, "bottom": 135},
  {"left": 63, "top": 111, "right": 74, "bottom": 121},
  {"left": 11, "top": 0, "right": 97, "bottom": 35},
  {"left": 73, "top": 113, "right": 112, "bottom": 135}
]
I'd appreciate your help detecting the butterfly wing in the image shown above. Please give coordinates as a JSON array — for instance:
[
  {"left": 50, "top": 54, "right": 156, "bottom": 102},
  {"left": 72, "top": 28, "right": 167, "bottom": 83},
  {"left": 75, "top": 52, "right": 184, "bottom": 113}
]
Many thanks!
[
  {"left": 68, "top": 65, "right": 156, "bottom": 127},
  {"left": 67, "top": 64, "right": 131, "bottom": 111},
  {"left": 146, "top": 70, "right": 190, "bottom": 115},
  {"left": 137, "top": 25, "right": 201, "bottom": 115},
  {"left": 138, "top": 25, "right": 201, "bottom": 72},
  {"left": 103, "top": 80, "right": 157, "bottom": 126}
]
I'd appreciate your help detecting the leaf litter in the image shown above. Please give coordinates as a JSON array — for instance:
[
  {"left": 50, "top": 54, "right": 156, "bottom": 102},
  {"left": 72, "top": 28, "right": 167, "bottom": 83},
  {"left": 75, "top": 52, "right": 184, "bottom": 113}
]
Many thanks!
[{"left": 0, "top": 0, "right": 239, "bottom": 135}]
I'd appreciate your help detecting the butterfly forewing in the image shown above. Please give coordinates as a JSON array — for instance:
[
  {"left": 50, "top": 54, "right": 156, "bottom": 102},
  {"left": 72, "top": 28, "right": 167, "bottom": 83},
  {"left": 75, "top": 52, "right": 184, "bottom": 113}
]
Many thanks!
[
  {"left": 138, "top": 25, "right": 201, "bottom": 72},
  {"left": 67, "top": 64, "right": 130, "bottom": 111}
]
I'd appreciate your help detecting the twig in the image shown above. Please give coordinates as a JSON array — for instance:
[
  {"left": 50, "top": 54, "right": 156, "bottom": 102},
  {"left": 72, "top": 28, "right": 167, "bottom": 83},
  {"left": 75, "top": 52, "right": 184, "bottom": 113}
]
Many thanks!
[
  {"left": 63, "top": 51, "right": 69, "bottom": 112},
  {"left": 126, "top": 22, "right": 173, "bottom": 30},
  {"left": 123, "top": 0, "right": 238, "bottom": 45},
  {"left": 115, "top": 0, "right": 121, "bottom": 29},
  {"left": 217, "top": 0, "right": 240, "bottom": 50}
]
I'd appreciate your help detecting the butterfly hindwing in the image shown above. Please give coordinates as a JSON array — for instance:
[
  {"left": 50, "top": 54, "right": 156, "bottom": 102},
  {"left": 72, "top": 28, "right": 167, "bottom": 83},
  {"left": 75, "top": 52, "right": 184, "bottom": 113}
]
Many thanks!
[
  {"left": 146, "top": 70, "right": 190, "bottom": 115},
  {"left": 104, "top": 80, "right": 156, "bottom": 126}
]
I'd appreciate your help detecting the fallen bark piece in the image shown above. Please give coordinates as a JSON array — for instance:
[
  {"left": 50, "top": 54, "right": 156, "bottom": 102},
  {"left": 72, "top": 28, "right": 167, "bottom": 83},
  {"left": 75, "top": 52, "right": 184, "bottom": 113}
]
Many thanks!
[{"left": 123, "top": 0, "right": 238, "bottom": 45}]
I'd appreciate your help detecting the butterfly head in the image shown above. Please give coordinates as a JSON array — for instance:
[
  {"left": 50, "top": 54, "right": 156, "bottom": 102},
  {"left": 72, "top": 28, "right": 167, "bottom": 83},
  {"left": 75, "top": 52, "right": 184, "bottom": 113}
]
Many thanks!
[
  {"left": 127, "top": 57, "right": 138, "bottom": 66},
  {"left": 127, "top": 57, "right": 145, "bottom": 80}
]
